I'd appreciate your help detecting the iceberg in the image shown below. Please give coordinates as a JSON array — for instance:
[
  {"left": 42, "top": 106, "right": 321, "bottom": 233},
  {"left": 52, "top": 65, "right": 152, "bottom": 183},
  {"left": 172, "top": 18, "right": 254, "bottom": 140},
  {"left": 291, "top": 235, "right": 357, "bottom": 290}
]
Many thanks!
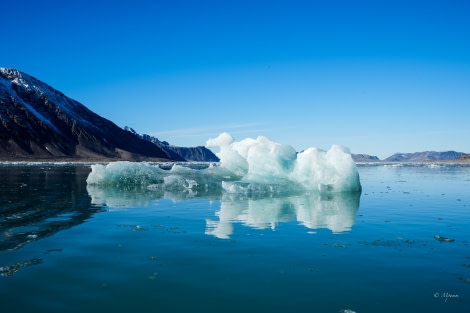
[
  {"left": 86, "top": 133, "right": 361, "bottom": 193},
  {"left": 206, "top": 133, "right": 361, "bottom": 193}
]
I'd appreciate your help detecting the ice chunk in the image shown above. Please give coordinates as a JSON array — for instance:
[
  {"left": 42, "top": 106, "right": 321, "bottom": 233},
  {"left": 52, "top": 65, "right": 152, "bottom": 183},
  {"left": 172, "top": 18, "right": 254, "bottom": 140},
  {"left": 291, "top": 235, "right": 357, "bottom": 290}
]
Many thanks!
[
  {"left": 206, "top": 133, "right": 361, "bottom": 192},
  {"left": 87, "top": 133, "right": 361, "bottom": 193},
  {"left": 433, "top": 235, "right": 455, "bottom": 242}
]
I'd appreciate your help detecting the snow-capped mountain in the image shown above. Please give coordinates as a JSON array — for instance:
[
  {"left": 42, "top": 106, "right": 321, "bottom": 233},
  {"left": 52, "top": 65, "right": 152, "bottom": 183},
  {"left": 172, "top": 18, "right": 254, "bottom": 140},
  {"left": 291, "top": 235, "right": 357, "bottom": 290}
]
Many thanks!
[{"left": 0, "top": 67, "right": 177, "bottom": 161}]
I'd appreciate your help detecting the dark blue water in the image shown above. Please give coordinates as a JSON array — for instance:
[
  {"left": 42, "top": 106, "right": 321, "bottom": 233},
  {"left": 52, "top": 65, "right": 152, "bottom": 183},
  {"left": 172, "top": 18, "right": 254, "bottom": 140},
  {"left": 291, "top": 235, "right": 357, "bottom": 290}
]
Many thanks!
[{"left": 0, "top": 162, "right": 469, "bottom": 313}]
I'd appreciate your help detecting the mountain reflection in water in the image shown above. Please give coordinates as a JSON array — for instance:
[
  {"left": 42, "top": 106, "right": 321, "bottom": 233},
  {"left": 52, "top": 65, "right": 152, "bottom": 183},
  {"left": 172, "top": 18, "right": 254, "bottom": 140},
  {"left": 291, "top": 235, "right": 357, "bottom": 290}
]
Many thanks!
[{"left": 0, "top": 165, "right": 103, "bottom": 251}]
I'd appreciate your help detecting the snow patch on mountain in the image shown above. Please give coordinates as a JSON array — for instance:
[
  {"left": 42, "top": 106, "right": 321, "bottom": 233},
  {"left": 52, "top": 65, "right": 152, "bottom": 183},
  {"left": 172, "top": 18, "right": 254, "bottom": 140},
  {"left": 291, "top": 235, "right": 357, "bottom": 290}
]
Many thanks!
[{"left": 0, "top": 67, "right": 173, "bottom": 160}]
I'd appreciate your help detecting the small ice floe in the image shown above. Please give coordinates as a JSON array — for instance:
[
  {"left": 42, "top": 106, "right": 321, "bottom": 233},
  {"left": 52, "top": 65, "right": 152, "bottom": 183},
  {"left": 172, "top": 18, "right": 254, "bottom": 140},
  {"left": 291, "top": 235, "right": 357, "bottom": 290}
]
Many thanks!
[
  {"left": 340, "top": 309, "right": 357, "bottom": 313},
  {"left": 434, "top": 235, "right": 455, "bottom": 242},
  {"left": 0, "top": 258, "right": 42, "bottom": 277}
]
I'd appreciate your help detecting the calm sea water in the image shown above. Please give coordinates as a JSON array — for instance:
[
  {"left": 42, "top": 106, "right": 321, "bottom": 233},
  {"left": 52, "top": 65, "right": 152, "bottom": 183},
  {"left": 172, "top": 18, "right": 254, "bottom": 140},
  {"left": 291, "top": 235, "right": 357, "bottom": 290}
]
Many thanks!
[{"left": 0, "top": 162, "right": 469, "bottom": 313}]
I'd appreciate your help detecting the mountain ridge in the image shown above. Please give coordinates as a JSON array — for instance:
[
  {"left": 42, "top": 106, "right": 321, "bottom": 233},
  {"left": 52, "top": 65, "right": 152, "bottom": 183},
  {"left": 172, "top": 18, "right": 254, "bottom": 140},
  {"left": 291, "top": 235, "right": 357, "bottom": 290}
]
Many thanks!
[
  {"left": 0, "top": 67, "right": 177, "bottom": 161},
  {"left": 352, "top": 151, "right": 468, "bottom": 162},
  {"left": 384, "top": 150, "right": 465, "bottom": 162}
]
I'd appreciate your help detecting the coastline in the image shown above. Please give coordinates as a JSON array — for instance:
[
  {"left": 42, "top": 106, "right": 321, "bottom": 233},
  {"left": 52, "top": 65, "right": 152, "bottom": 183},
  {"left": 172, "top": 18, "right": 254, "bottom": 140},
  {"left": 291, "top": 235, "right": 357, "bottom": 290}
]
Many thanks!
[
  {"left": 1, "top": 157, "right": 469, "bottom": 165},
  {"left": 355, "top": 159, "right": 470, "bottom": 166},
  {"left": 0, "top": 156, "right": 176, "bottom": 163}
]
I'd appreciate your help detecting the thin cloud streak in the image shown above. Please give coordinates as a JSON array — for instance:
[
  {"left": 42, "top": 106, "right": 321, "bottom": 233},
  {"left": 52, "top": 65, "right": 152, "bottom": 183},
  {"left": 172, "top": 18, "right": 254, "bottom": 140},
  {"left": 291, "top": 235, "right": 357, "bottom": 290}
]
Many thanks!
[{"left": 149, "top": 122, "right": 267, "bottom": 139}]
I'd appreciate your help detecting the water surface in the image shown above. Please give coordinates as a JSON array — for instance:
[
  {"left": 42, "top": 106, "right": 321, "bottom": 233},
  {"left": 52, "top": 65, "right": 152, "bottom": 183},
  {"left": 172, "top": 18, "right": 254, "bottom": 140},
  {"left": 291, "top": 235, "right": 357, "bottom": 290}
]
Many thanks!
[{"left": 0, "top": 162, "right": 469, "bottom": 313}]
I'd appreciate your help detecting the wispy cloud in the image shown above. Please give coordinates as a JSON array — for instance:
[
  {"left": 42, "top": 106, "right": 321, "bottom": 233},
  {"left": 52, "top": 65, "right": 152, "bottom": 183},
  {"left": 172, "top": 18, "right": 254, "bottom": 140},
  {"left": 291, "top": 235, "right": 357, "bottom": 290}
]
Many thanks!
[{"left": 148, "top": 122, "right": 269, "bottom": 140}]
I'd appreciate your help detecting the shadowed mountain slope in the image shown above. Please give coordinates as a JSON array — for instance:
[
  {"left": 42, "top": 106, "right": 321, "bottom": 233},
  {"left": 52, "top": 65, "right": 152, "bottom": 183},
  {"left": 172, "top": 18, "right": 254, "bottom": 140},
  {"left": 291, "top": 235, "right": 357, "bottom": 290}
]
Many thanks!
[{"left": 0, "top": 68, "right": 179, "bottom": 161}]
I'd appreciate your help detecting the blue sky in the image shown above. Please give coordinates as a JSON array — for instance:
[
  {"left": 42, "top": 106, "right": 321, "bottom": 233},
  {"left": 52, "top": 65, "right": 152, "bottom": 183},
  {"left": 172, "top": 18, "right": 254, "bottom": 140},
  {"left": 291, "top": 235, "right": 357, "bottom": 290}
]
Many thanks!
[{"left": 2, "top": 0, "right": 469, "bottom": 158}]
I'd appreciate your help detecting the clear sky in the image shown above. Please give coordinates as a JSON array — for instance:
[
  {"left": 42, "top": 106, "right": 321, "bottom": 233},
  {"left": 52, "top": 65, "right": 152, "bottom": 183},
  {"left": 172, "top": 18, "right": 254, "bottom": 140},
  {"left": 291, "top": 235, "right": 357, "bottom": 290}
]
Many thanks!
[{"left": 2, "top": 0, "right": 469, "bottom": 159}]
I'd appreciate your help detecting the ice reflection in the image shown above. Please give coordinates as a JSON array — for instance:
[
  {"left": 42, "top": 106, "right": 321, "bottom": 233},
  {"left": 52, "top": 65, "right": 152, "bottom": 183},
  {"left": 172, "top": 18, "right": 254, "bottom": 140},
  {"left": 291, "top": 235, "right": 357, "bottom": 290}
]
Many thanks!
[
  {"left": 205, "top": 192, "right": 360, "bottom": 239},
  {"left": 87, "top": 182, "right": 360, "bottom": 239},
  {"left": 86, "top": 184, "right": 217, "bottom": 208}
]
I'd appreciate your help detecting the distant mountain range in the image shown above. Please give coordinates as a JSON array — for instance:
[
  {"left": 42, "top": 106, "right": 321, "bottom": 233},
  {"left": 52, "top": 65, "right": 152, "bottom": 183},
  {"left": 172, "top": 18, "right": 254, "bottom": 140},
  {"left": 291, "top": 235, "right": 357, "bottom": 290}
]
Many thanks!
[
  {"left": 350, "top": 154, "right": 381, "bottom": 162},
  {"left": 0, "top": 67, "right": 216, "bottom": 162},
  {"left": 352, "top": 151, "right": 469, "bottom": 162}
]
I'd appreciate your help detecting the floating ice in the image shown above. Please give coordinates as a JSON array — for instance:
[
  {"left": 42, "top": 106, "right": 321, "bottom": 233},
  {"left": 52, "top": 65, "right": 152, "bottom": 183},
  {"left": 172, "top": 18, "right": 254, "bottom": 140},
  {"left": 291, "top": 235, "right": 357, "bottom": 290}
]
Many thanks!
[
  {"left": 206, "top": 133, "right": 361, "bottom": 192},
  {"left": 86, "top": 133, "right": 361, "bottom": 193},
  {"left": 0, "top": 258, "right": 43, "bottom": 277},
  {"left": 434, "top": 235, "right": 455, "bottom": 242}
]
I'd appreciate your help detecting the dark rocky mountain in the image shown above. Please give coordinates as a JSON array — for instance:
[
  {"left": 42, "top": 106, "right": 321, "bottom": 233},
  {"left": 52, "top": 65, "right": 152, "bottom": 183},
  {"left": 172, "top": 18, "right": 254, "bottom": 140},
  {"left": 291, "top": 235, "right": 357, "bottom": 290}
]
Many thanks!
[
  {"left": 351, "top": 154, "right": 380, "bottom": 162},
  {"left": 383, "top": 151, "right": 465, "bottom": 162},
  {"left": 0, "top": 67, "right": 178, "bottom": 161},
  {"left": 123, "top": 127, "right": 219, "bottom": 162},
  {"left": 456, "top": 154, "right": 470, "bottom": 161},
  {"left": 164, "top": 144, "right": 219, "bottom": 162}
]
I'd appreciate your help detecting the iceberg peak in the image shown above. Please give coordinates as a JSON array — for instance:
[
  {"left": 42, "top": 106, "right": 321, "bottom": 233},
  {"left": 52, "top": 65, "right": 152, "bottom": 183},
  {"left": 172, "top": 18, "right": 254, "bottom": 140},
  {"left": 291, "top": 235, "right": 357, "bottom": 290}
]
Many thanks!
[{"left": 206, "top": 133, "right": 361, "bottom": 192}]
